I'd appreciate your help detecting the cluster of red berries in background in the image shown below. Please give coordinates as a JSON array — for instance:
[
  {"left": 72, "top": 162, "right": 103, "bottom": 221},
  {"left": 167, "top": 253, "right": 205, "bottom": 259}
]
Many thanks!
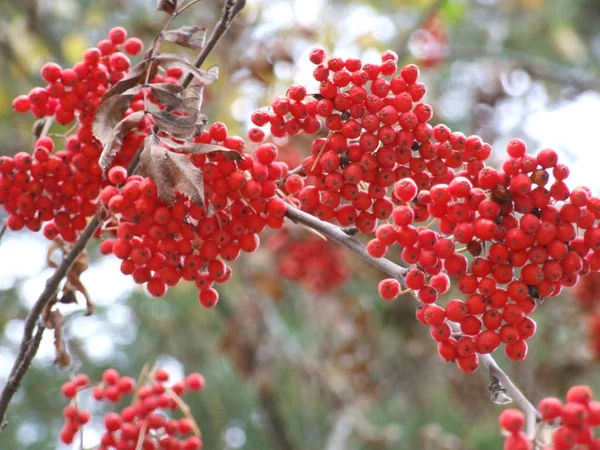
[
  {"left": 60, "top": 367, "right": 205, "bottom": 449},
  {"left": 246, "top": 47, "right": 600, "bottom": 372},
  {"left": 573, "top": 272, "right": 600, "bottom": 360},
  {"left": 267, "top": 229, "right": 349, "bottom": 293},
  {"left": 5, "top": 27, "right": 143, "bottom": 242},
  {"left": 499, "top": 385, "right": 600, "bottom": 450}
]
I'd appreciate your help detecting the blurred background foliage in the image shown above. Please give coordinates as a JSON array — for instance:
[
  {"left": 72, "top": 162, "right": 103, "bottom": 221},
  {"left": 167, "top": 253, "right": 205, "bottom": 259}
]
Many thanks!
[{"left": 1, "top": 0, "right": 600, "bottom": 449}]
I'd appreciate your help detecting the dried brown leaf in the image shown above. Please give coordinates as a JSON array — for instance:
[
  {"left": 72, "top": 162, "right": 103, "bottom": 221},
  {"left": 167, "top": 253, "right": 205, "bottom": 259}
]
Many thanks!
[
  {"left": 139, "top": 136, "right": 206, "bottom": 206},
  {"left": 92, "top": 94, "right": 135, "bottom": 148},
  {"left": 99, "top": 110, "right": 146, "bottom": 171},
  {"left": 156, "top": 0, "right": 177, "bottom": 14},
  {"left": 166, "top": 141, "right": 242, "bottom": 161},
  {"left": 153, "top": 54, "right": 219, "bottom": 86},
  {"left": 46, "top": 310, "right": 71, "bottom": 369},
  {"left": 101, "top": 61, "right": 148, "bottom": 102},
  {"left": 151, "top": 110, "right": 197, "bottom": 138},
  {"left": 165, "top": 151, "right": 205, "bottom": 206},
  {"left": 163, "top": 26, "right": 207, "bottom": 50},
  {"left": 47, "top": 240, "right": 94, "bottom": 315},
  {"left": 150, "top": 84, "right": 185, "bottom": 109},
  {"left": 193, "top": 116, "right": 208, "bottom": 136},
  {"left": 139, "top": 136, "right": 176, "bottom": 204},
  {"left": 183, "top": 84, "right": 203, "bottom": 112}
]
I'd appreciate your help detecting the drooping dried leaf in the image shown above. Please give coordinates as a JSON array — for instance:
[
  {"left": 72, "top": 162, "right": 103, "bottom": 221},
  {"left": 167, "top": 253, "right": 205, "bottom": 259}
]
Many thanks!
[
  {"left": 139, "top": 136, "right": 175, "bottom": 204},
  {"left": 166, "top": 141, "right": 243, "bottom": 161},
  {"left": 153, "top": 54, "right": 219, "bottom": 86},
  {"left": 102, "top": 60, "right": 148, "bottom": 101},
  {"left": 45, "top": 310, "right": 71, "bottom": 369},
  {"left": 156, "top": 0, "right": 177, "bottom": 14},
  {"left": 138, "top": 136, "right": 206, "bottom": 206},
  {"left": 149, "top": 84, "right": 185, "bottom": 109},
  {"left": 194, "top": 115, "right": 208, "bottom": 136},
  {"left": 163, "top": 26, "right": 207, "bottom": 50},
  {"left": 47, "top": 239, "right": 94, "bottom": 315},
  {"left": 99, "top": 111, "right": 146, "bottom": 172},
  {"left": 165, "top": 151, "right": 205, "bottom": 206},
  {"left": 183, "top": 84, "right": 203, "bottom": 112},
  {"left": 92, "top": 94, "right": 135, "bottom": 147},
  {"left": 151, "top": 110, "right": 197, "bottom": 138}
]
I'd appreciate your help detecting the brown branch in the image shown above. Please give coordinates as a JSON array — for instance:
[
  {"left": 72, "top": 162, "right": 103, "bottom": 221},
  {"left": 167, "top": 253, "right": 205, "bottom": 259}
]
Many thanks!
[
  {"left": 0, "top": 212, "right": 104, "bottom": 429},
  {"left": 182, "top": 0, "right": 246, "bottom": 88},
  {"left": 284, "top": 203, "right": 539, "bottom": 438},
  {"left": 0, "top": 324, "right": 45, "bottom": 430}
]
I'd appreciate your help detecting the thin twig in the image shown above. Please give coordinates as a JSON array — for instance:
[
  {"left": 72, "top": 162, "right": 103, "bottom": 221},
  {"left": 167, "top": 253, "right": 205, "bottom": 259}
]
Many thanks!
[
  {"left": 0, "top": 212, "right": 104, "bottom": 428},
  {"left": 284, "top": 203, "right": 539, "bottom": 437},
  {"left": 182, "top": 0, "right": 246, "bottom": 88}
]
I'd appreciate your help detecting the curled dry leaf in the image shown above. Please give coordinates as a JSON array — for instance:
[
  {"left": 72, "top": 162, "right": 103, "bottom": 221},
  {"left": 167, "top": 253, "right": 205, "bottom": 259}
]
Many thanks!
[
  {"left": 156, "top": 0, "right": 178, "bottom": 14},
  {"left": 153, "top": 54, "right": 219, "bottom": 86},
  {"left": 45, "top": 310, "right": 71, "bottom": 369},
  {"left": 101, "top": 60, "right": 149, "bottom": 102},
  {"left": 165, "top": 141, "right": 243, "bottom": 161},
  {"left": 47, "top": 239, "right": 94, "bottom": 316},
  {"left": 92, "top": 94, "right": 135, "bottom": 148},
  {"left": 163, "top": 26, "right": 207, "bottom": 50},
  {"left": 183, "top": 84, "right": 203, "bottom": 112},
  {"left": 150, "top": 110, "right": 198, "bottom": 139},
  {"left": 139, "top": 135, "right": 206, "bottom": 206},
  {"left": 149, "top": 83, "right": 185, "bottom": 110},
  {"left": 99, "top": 110, "right": 146, "bottom": 172}
]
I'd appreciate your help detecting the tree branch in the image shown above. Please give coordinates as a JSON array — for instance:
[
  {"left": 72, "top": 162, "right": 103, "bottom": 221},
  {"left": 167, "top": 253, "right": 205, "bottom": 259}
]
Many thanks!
[
  {"left": 284, "top": 203, "right": 539, "bottom": 439},
  {"left": 0, "top": 212, "right": 105, "bottom": 428},
  {"left": 182, "top": 0, "right": 246, "bottom": 88}
]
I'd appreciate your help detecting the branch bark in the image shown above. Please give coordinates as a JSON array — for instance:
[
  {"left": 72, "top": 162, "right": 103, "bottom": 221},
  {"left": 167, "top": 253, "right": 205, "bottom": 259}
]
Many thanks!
[{"left": 284, "top": 202, "right": 539, "bottom": 439}]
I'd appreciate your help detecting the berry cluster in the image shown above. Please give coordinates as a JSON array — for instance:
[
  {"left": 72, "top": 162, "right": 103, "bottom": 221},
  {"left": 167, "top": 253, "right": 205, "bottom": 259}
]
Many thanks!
[
  {"left": 60, "top": 367, "right": 205, "bottom": 449},
  {"left": 6, "top": 27, "right": 144, "bottom": 242},
  {"left": 499, "top": 385, "right": 600, "bottom": 450},
  {"left": 251, "top": 48, "right": 600, "bottom": 371},
  {"left": 97, "top": 122, "right": 287, "bottom": 306},
  {"left": 7, "top": 26, "right": 289, "bottom": 305},
  {"left": 572, "top": 272, "right": 600, "bottom": 359},
  {"left": 267, "top": 229, "right": 349, "bottom": 293}
]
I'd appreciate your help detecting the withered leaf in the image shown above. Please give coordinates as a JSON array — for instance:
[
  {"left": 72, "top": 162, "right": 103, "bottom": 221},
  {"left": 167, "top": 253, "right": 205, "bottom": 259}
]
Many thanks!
[
  {"left": 156, "top": 0, "right": 177, "bottom": 14},
  {"left": 149, "top": 83, "right": 185, "bottom": 109},
  {"left": 47, "top": 310, "right": 71, "bottom": 369},
  {"left": 183, "top": 84, "right": 203, "bottom": 112},
  {"left": 139, "top": 135, "right": 206, "bottom": 206},
  {"left": 47, "top": 239, "right": 94, "bottom": 316},
  {"left": 151, "top": 110, "right": 197, "bottom": 138},
  {"left": 153, "top": 54, "right": 219, "bottom": 86},
  {"left": 92, "top": 94, "right": 135, "bottom": 148},
  {"left": 165, "top": 151, "right": 205, "bottom": 206},
  {"left": 139, "top": 135, "right": 176, "bottom": 204},
  {"left": 163, "top": 26, "right": 207, "bottom": 50},
  {"left": 99, "top": 110, "right": 146, "bottom": 172},
  {"left": 101, "top": 60, "right": 148, "bottom": 101},
  {"left": 165, "top": 141, "right": 242, "bottom": 161},
  {"left": 194, "top": 115, "right": 208, "bottom": 136}
]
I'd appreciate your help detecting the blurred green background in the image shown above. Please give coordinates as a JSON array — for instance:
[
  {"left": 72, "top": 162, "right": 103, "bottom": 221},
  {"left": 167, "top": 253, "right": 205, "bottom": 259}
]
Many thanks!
[{"left": 1, "top": 0, "right": 600, "bottom": 448}]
